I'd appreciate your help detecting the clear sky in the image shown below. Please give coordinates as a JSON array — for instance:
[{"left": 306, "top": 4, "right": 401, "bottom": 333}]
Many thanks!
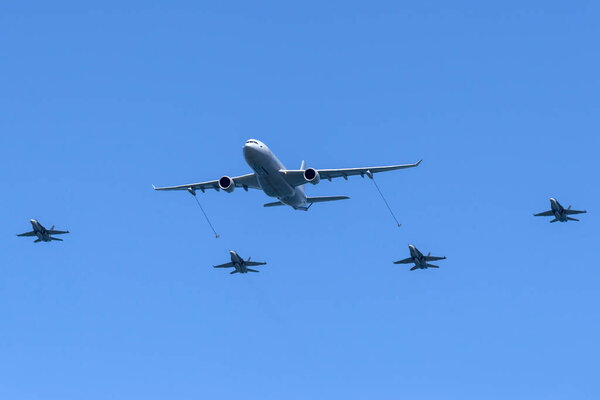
[{"left": 1, "top": 1, "right": 598, "bottom": 399}]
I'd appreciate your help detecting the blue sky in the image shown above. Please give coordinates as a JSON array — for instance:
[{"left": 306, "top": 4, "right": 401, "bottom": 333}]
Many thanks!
[{"left": 1, "top": 1, "right": 598, "bottom": 399}]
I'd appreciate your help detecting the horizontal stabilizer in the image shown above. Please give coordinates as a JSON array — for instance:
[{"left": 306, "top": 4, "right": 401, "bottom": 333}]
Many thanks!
[
  {"left": 425, "top": 264, "right": 440, "bottom": 268},
  {"left": 307, "top": 196, "right": 349, "bottom": 204},
  {"left": 550, "top": 218, "right": 558, "bottom": 223},
  {"left": 49, "top": 237, "right": 63, "bottom": 241},
  {"left": 246, "top": 268, "right": 259, "bottom": 273},
  {"left": 567, "top": 217, "right": 579, "bottom": 221},
  {"left": 264, "top": 196, "right": 349, "bottom": 208},
  {"left": 264, "top": 201, "right": 285, "bottom": 207}
]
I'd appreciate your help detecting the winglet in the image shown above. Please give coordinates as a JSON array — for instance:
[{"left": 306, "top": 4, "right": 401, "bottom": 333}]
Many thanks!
[
  {"left": 152, "top": 184, "right": 157, "bottom": 190},
  {"left": 415, "top": 159, "right": 422, "bottom": 166}
]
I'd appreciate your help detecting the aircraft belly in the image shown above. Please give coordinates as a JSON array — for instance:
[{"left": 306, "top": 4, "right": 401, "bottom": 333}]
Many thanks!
[
  {"left": 257, "top": 174, "right": 295, "bottom": 199},
  {"left": 245, "top": 148, "right": 294, "bottom": 199}
]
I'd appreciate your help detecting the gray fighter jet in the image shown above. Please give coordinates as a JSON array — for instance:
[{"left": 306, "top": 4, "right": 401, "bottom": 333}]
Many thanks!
[
  {"left": 154, "top": 139, "right": 421, "bottom": 211},
  {"left": 213, "top": 250, "right": 266, "bottom": 274},
  {"left": 534, "top": 198, "right": 587, "bottom": 223},
  {"left": 393, "top": 245, "right": 446, "bottom": 271},
  {"left": 17, "top": 219, "right": 69, "bottom": 242}
]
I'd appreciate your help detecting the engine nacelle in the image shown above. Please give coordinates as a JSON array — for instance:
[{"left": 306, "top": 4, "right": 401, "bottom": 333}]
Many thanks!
[
  {"left": 219, "top": 176, "right": 235, "bottom": 193},
  {"left": 303, "top": 168, "right": 320, "bottom": 185}
]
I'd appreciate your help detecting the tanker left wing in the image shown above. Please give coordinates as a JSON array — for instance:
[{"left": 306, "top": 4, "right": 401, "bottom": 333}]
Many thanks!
[{"left": 153, "top": 173, "right": 259, "bottom": 194}]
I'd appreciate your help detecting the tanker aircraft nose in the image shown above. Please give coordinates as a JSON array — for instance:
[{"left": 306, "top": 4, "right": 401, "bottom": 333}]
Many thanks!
[{"left": 243, "top": 139, "right": 266, "bottom": 163}]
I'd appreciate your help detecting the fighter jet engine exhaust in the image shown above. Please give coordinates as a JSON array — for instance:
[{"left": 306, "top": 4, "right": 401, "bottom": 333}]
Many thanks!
[
  {"left": 303, "top": 168, "right": 320, "bottom": 185},
  {"left": 219, "top": 176, "right": 235, "bottom": 193}
]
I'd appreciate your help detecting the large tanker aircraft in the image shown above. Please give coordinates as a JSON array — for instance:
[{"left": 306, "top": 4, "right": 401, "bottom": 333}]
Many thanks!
[{"left": 153, "top": 139, "right": 421, "bottom": 211}]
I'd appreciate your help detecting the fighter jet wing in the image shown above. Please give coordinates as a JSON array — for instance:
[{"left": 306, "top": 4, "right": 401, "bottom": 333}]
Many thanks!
[
  {"left": 17, "top": 231, "right": 36, "bottom": 237},
  {"left": 281, "top": 161, "right": 421, "bottom": 187},
  {"left": 213, "top": 262, "right": 235, "bottom": 268},
  {"left": 47, "top": 229, "right": 69, "bottom": 235},
  {"left": 564, "top": 209, "right": 587, "bottom": 215},
  {"left": 393, "top": 257, "right": 414, "bottom": 264},
  {"left": 533, "top": 210, "right": 554, "bottom": 216},
  {"left": 424, "top": 256, "right": 446, "bottom": 261},
  {"left": 153, "top": 173, "right": 260, "bottom": 192},
  {"left": 245, "top": 261, "right": 266, "bottom": 266}
]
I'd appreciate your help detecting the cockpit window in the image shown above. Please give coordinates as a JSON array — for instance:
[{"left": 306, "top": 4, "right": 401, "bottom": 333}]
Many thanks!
[{"left": 246, "top": 140, "right": 259, "bottom": 144}]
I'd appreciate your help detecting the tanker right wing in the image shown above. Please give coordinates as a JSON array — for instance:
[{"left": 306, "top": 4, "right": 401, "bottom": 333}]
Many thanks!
[{"left": 281, "top": 160, "right": 421, "bottom": 187}]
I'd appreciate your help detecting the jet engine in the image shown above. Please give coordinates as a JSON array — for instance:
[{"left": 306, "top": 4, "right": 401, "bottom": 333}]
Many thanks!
[
  {"left": 219, "top": 176, "right": 235, "bottom": 193},
  {"left": 303, "top": 168, "right": 320, "bottom": 185}
]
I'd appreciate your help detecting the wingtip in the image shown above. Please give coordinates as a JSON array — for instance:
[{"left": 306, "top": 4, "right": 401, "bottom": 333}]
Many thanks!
[
  {"left": 152, "top": 184, "right": 157, "bottom": 190},
  {"left": 416, "top": 159, "right": 422, "bottom": 166}
]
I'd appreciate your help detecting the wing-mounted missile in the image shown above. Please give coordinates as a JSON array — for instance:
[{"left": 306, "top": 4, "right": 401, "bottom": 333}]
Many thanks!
[
  {"left": 303, "top": 168, "right": 320, "bottom": 185},
  {"left": 219, "top": 176, "right": 235, "bottom": 193}
]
